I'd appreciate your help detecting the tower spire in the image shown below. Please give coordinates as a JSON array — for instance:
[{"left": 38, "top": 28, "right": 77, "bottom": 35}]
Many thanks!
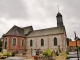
[
  {"left": 57, "top": 5, "right": 59, "bottom": 13},
  {"left": 56, "top": 5, "right": 64, "bottom": 28}
]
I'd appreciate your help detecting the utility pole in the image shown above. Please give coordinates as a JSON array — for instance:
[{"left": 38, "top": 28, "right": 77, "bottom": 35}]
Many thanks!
[{"left": 74, "top": 31, "right": 79, "bottom": 60}]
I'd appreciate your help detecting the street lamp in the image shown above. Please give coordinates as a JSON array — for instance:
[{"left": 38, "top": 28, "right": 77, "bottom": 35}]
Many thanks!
[{"left": 74, "top": 31, "right": 79, "bottom": 60}]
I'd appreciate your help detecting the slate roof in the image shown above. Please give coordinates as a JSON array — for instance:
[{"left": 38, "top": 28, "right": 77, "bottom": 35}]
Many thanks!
[
  {"left": 27, "top": 27, "right": 65, "bottom": 37},
  {"left": 3, "top": 25, "right": 33, "bottom": 37},
  {"left": 3, "top": 25, "right": 65, "bottom": 37}
]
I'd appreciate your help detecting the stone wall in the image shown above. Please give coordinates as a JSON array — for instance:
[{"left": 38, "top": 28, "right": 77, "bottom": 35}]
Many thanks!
[{"left": 26, "top": 33, "right": 66, "bottom": 51}]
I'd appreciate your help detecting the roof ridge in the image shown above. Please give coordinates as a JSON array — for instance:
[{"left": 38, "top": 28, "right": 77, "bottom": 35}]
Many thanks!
[
  {"left": 22, "top": 26, "right": 32, "bottom": 28},
  {"left": 33, "top": 27, "right": 58, "bottom": 31}
]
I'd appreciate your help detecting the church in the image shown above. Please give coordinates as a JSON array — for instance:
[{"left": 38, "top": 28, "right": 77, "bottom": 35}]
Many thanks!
[{"left": 2, "top": 12, "right": 67, "bottom": 52}]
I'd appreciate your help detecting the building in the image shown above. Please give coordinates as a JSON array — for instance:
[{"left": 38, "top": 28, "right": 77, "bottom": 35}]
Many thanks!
[
  {"left": 69, "top": 40, "right": 80, "bottom": 50},
  {"left": 2, "top": 12, "right": 67, "bottom": 52}
]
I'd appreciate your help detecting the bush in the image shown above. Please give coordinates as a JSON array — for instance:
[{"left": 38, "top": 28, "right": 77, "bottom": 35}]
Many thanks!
[
  {"left": 0, "top": 56, "right": 7, "bottom": 59},
  {"left": 60, "top": 52, "right": 70, "bottom": 59},
  {"left": 0, "top": 47, "right": 2, "bottom": 52},
  {"left": 0, "top": 41, "right": 2, "bottom": 47},
  {"left": 78, "top": 46, "right": 80, "bottom": 50},
  {"left": 3, "top": 52, "right": 12, "bottom": 57},
  {"left": 42, "top": 49, "right": 52, "bottom": 57},
  {"left": 66, "top": 51, "right": 69, "bottom": 55}
]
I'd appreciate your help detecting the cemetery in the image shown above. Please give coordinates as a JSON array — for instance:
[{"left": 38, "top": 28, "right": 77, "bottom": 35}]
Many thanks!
[{"left": 0, "top": 48, "right": 70, "bottom": 60}]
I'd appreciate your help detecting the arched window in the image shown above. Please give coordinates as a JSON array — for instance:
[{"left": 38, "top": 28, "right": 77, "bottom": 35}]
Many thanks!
[
  {"left": 12, "top": 38, "right": 16, "bottom": 45},
  {"left": 30, "top": 40, "right": 33, "bottom": 46},
  {"left": 22, "top": 39, "right": 24, "bottom": 46},
  {"left": 5, "top": 38, "right": 7, "bottom": 42},
  {"left": 41, "top": 39, "right": 44, "bottom": 46},
  {"left": 54, "top": 37, "right": 57, "bottom": 46},
  {"left": 4, "top": 38, "right": 8, "bottom": 49}
]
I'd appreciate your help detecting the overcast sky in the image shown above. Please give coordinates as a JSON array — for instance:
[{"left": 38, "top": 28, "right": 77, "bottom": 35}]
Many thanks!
[{"left": 0, "top": 0, "right": 80, "bottom": 40}]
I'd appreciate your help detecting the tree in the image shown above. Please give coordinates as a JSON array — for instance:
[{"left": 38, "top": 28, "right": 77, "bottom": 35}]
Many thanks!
[
  {"left": 76, "top": 36, "right": 80, "bottom": 40},
  {"left": 0, "top": 41, "right": 2, "bottom": 52},
  {"left": 0, "top": 41, "right": 2, "bottom": 47},
  {"left": 66, "top": 38, "right": 72, "bottom": 46}
]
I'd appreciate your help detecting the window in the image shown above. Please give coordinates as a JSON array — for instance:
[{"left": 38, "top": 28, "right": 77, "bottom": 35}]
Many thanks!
[
  {"left": 41, "top": 39, "right": 44, "bottom": 46},
  {"left": 5, "top": 38, "right": 7, "bottom": 42},
  {"left": 30, "top": 40, "right": 33, "bottom": 46},
  {"left": 4, "top": 38, "right": 8, "bottom": 49},
  {"left": 22, "top": 39, "right": 24, "bottom": 46},
  {"left": 12, "top": 38, "right": 17, "bottom": 45},
  {"left": 54, "top": 37, "right": 57, "bottom": 46}
]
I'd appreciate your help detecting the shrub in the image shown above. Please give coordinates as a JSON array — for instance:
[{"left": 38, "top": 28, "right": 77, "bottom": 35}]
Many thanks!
[
  {"left": 0, "top": 47, "right": 2, "bottom": 52},
  {"left": 66, "top": 51, "right": 69, "bottom": 55},
  {"left": 3, "top": 52, "right": 12, "bottom": 57},
  {"left": 42, "top": 48, "right": 52, "bottom": 57},
  {"left": 78, "top": 46, "right": 80, "bottom": 50},
  {"left": 60, "top": 52, "right": 70, "bottom": 59},
  {"left": 0, "top": 52, "right": 3, "bottom": 56},
  {"left": 0, "top": 41, "right": 2, "bottom": 47},
  {"left": 0, "top": 56, "right": 7, "bottom": 59},
  {"left": 66, "top": 55, "right": 70, "bottom": 59}
]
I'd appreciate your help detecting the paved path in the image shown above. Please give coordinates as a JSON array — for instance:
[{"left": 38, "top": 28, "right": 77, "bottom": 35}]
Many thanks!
[
  {"left": 69, "top": 54, "right": 80, "bottom": 58},
  {"left": 69, "top": 58, "right": 80, "bottom": 60}
]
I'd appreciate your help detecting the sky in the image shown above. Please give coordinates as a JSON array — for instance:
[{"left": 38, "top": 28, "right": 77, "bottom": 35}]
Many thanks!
[{"left": 0, "top": 0, "right": 80, "bottom": 40}]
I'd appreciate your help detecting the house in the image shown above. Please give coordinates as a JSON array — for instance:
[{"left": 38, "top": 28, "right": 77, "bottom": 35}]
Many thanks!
[{"left": 69, "top": 40, "right": 80, "bottom": 50}]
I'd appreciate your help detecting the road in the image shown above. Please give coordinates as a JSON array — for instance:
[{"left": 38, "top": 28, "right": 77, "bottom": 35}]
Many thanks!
[{"left": 68, "top": 54, "right": 80, "bottom": 60}]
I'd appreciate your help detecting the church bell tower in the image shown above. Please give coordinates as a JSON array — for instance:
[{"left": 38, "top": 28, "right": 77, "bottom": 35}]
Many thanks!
[
  {"left": 56, "top": 5, "right": 64, "bottom": 28},
  {"left": 56, "top": 12, "right": 64, "bottom": 28}
]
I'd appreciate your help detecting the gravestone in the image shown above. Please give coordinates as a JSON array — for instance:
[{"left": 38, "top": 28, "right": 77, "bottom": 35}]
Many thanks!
[
  {"left": 2, "top": 49, "right": 7, "bottom": 54},
  {"left": 26, "top": 50, "right": 32, "bottom": 58},
  {"left": 32, "top": 49, "right": 36, "bottom": 56}
]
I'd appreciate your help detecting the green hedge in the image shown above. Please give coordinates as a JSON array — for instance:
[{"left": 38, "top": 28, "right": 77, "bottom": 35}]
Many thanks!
[{"left": 0, "top": 41, "right": 2, "bottom": 47}]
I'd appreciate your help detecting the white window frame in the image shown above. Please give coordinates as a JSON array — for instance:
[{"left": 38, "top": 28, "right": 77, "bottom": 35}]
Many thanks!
[{"left": 12, "top": 37, "right": 17, "bottom": 46}]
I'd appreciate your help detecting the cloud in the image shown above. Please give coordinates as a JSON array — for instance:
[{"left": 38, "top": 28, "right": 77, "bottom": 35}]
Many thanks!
[
  {"left": 0, "top": 0, "right": 80, "bottom": 40},
  {"left": 0, "top": 0, "right": 29, "bottom": 20}
]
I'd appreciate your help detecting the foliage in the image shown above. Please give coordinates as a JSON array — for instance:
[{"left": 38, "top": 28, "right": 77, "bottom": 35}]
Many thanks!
[
  {"left": 66, "top": 51, "right": 69, "bottom": 55},
  {"left": 42, "top": 48, "right": 52, "bottom": 57},
  {"left": 66, "top": 38, "right": 72, "bottom": 46},
  {"left": 66, "top": 55, "right": 70, "bottom": 59},
  {"left": 3, "top": 52, "right": 12, "bottom": 57},
  {"left": 0, "top": 52, "right": 3, "bottom": 56},
  {"left": 0, "top": 41, "right": 2, "bottom": 52},
  {"left": 60, "top": 52, "right": 70, "bottom": 59},
  {"left": 78, "top": 46, "right": 80, "bottom": 50},
  {"left": 0, "top": 41, "right": 2, "bottom": 47},
  {"left": 0, "top": 56, "right": 7, "bottom": 59},
  {"left": 76, "top": 36, "right": 80, "bottom": 40},
  {"left": 0, "top": 47, "right": 2, "bottom": 52}
]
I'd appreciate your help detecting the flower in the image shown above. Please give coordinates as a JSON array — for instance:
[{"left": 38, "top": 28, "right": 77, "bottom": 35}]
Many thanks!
[{"left": 34, "top": 55, "right": 38, "bottom": 59}]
